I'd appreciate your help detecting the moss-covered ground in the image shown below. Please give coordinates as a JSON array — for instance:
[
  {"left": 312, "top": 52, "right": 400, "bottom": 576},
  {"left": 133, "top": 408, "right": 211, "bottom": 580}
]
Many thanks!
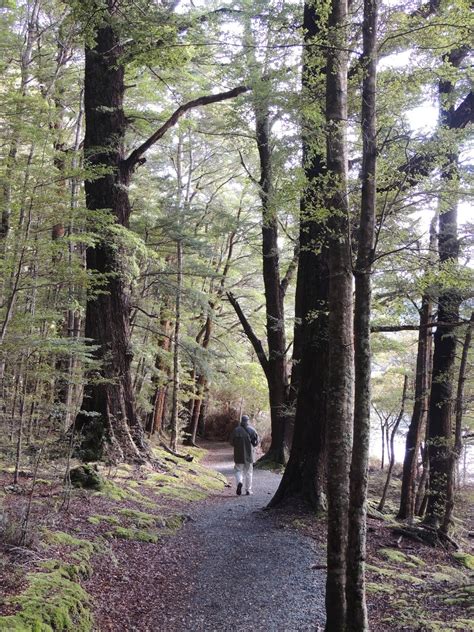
[
  {"left": 363, "top": 471, "right": 474, "bottom": 631},
  {"left": 1, "top": 443, "right": 471, "bottom": 631},
  {"left": 0, "top": 440, "right": 226, "bottom": 631},
  {"left": 278, "top": 466, "right": 474, "bottom": 631}
]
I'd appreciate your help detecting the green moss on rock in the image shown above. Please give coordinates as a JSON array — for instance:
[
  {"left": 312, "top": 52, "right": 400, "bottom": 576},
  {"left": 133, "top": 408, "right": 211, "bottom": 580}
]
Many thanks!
[
  {"left": 41, "top": 558, "right": 91, "bottom": 581},
  {"left": 366, "top": 582, "right": 393, "bottom": 594},
  {"left": 42, "top": 531, "right": 95, "bottom": 563},
  {"left": 164, "top": 514, "right": 187, "bottom": 533},
  {"left": 366, "top": 563, "right": 425, "bottom": 584},
  {"left": 453, "top": 552, "right": 474, "bottom": 570},
  {"left": 158, "top": 485, "right": 207, "bottom": 502},
  {"left": 427, "top": 565, "right": 467, "bottom": 583},
  {"left": 407, "top": 554, "right": 425, "bottom": 567},
  {"left": 69, "top": 465, "right": 103, "bottom": 491}
]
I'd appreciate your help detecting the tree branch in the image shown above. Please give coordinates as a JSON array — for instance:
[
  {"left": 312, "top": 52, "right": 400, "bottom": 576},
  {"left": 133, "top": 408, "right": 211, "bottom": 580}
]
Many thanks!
[
  {"left": 371, "top": 320, "right": 468, "bottom": 333},
  {"left": 380, "top": 86, "right": 472, "bottom": 192},
  {"left": 238, "top": 149, "right": 259, "bottom": 185},
  {"left": 124, "top": 86, "right": 249, "bottom": 171},
  {"left": 280, "top": 245, "right": 299, "bottom": 298},
  {"left": 226, "top": 292, "right": 269, "bottom": 377},
  {"left": 449, "top": 90, "right": 473, "bottom": 129}
]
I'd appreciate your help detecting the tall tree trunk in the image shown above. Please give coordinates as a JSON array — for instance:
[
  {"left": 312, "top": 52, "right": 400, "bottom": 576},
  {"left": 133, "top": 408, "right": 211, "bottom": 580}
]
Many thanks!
[
  {"left": 398, "top": 214, "right": 437, "bottom": 520},
  {"left": 398, "top": 299, "right": 433, "bottom": 520},
  {"left": 380, "top": 418, "right": 385, "bottom": 470},
  {"left": 346, "top": 1, "right": 378, "bottom": 628},
  {"left": 268, "top": 0, "right": 328, "bottom": 510},
  {"left": 424, "top": 58, "right": 461, "bottom": 531},
  {"left": 378, "top": 376, "right": 408, "bottom": 513},
  {"left": 255, "top": 99, "right": 289, "bottom": 465},
  {"left": 325, "top": 1, "right": 353, "bottom": 629},
  {"left": 147, "top": 307, "right": 173, "bottom": 435},
  {"left": 74, "top": 2, "right": 246, "bottom": 462},
  {"left": 442, "top": 312, "right": 473, "bottom": 532},
  {"left": 75, "top": 11, "right": 148, "bottom": 462},
  {"left": 170, "top": 239, "right": 183, "bottom": 453},
  {"left": 228, "top": 87, "right": 290, "bottom": 465}
]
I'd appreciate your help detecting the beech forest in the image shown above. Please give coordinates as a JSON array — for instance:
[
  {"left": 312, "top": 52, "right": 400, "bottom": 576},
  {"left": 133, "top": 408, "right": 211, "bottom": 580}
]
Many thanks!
[{"left": 0, "top": 1, "right": 473, "bottom": 631}]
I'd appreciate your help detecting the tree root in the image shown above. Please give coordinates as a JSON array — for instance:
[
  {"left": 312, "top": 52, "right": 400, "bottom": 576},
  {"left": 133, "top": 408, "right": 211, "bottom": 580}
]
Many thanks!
[
  {"left": 159, "top": 442, "right": 194, "bottom": 462},
  {"left": 392, "top": 524, "right": 460, "bottom": 549}
]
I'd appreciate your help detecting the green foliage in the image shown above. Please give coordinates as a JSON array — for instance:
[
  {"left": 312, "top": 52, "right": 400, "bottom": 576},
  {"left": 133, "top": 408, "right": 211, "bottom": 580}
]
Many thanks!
[{"left": 70, "top": 465, "right": 104, "bottom": 491}]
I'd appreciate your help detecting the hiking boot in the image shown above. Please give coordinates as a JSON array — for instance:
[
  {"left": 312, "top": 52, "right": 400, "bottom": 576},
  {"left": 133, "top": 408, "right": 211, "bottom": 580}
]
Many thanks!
[{"left": 236, "top": 482, "right": 242, "bottom": 496}]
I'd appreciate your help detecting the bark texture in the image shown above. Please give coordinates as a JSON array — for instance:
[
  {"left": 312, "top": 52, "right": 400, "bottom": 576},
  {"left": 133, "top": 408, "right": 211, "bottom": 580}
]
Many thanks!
[
  {"left": 443, "top": 312, "right": 473, "bottom": 532},
  {"left": 424, "top": 52, "right": 462, "bottom": 531},
  {"left": 324, "top": 1, "right": 353, "bottom": 629},
  {"left": 269, "top": 0, "right": 328, "bottom": 510},
  {"left": 346, "top": 1, "right": 378, "bottom": 628},
  {"left": 76, "top": 12, "right": 148, "bottom": 462},
  {"left": 398, "top": 292, "right": 433, "bottom": 520},
  {"left": 255, "top": 95, "right": 290, "bottom": 465}
]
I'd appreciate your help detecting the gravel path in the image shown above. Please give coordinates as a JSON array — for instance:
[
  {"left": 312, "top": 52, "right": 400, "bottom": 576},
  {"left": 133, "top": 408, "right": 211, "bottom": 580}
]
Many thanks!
[{"left": 163, "top": 442, "right": 326, "bottom": 632}]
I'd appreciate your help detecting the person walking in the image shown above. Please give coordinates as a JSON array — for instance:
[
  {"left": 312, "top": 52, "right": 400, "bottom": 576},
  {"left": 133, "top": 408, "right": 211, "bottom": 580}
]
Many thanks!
[{"left": 230, "top": 415, "right": 259, "bottom": 496}]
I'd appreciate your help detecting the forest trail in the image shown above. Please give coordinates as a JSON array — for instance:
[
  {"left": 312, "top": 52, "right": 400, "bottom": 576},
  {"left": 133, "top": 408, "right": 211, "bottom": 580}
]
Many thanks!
[{"left": 160, "top": 441, "right": 326, "bottom": 632}]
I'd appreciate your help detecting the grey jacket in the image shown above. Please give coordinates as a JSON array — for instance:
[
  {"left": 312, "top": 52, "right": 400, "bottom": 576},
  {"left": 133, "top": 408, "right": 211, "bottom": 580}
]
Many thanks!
[{"left": 230, "top": 424, "right": 258, "bottom": 465}]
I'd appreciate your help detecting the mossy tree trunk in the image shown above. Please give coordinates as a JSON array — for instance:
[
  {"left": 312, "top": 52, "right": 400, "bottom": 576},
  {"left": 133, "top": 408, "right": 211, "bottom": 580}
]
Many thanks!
[{"left": 256, "top": 102, "right": 290, "bottom": 466}]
